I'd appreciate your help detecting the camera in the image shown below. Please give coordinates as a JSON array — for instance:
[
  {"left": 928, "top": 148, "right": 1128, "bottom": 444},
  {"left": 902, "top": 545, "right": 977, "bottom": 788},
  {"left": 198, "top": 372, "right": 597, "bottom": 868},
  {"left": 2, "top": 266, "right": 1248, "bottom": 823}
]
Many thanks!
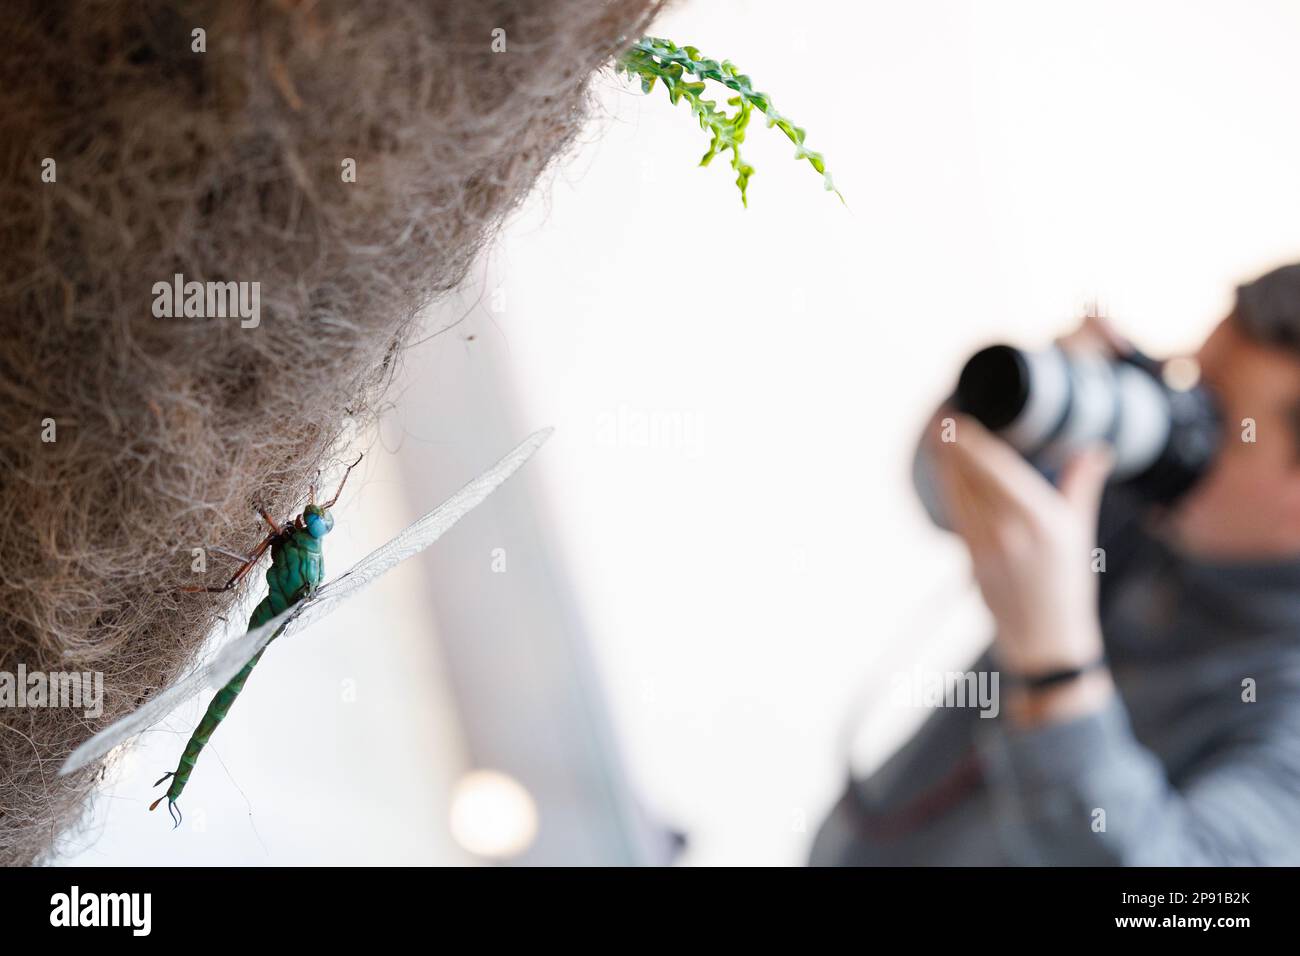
[{"left": 914, "top": 343, "right": 1222, "bottom": 528}]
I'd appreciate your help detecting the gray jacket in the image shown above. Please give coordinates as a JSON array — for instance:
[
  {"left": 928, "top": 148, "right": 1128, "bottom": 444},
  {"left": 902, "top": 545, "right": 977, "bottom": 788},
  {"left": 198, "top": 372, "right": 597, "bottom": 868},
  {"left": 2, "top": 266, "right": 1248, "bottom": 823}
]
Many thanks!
[{"left": 810, "top": 490, "right": 1300, "bottom": 865}]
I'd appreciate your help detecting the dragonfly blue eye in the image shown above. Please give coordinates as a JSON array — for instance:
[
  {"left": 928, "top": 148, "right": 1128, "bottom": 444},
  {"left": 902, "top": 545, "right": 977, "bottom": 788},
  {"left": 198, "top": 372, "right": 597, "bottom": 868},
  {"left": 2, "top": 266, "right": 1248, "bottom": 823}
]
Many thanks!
[{"left": 305, "top": 511, "right": 333, "bottom": 538}]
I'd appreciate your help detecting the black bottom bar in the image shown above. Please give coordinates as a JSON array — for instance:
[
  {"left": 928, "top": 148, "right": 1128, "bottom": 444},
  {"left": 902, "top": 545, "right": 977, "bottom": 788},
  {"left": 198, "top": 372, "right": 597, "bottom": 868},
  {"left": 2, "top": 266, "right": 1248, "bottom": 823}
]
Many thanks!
[{"left": 0, "top": 865, "right": 1281, "bottom": 940}]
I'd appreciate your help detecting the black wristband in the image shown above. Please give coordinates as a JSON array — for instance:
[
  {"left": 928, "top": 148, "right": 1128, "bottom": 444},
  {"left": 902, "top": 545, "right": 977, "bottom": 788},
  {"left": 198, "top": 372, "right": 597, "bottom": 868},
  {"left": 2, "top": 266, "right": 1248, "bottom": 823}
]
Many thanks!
[{"left": 1005, "top": 655, "right": 1108, "bottom": 691}]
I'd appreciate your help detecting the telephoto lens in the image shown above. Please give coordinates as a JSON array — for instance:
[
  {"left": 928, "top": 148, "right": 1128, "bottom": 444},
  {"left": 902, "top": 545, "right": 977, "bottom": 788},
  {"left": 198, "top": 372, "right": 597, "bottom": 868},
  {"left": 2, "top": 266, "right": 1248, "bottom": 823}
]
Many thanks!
[{"left": 914, "top": 343, "right": 1221, "bottom": 529}]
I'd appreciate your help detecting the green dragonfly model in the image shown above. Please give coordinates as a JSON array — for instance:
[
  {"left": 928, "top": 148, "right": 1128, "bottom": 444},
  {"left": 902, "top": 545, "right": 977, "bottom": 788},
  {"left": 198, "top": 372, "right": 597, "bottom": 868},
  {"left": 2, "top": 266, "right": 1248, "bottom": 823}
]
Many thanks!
[{"left": 59, "top": 429, "right": 553, "bottom": 826}]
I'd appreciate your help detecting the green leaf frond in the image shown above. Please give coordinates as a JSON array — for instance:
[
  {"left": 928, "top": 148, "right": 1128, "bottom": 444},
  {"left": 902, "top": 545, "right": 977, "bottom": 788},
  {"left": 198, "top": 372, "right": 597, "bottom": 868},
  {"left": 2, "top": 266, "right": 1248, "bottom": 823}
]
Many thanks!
[{"left": 616, "top": 36, "right": 842, "bottom": 207}]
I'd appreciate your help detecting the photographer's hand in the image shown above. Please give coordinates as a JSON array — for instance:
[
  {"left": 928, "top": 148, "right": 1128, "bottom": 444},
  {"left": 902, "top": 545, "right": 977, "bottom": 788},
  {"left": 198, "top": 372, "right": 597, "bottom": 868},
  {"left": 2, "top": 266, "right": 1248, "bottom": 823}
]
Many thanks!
[
  {"left": 930, "top": 412, "right": 1116, "bottom": 727},
  {"left": 1055, "top": 310, "right": 1133, "bottom": 356}
]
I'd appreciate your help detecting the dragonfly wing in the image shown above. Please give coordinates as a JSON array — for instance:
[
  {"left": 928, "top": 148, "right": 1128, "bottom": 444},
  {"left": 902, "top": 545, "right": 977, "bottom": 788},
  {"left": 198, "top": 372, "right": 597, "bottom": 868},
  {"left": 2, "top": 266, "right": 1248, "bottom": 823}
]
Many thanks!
[
  {"left": 58, "top": 603, "right": 305, "bottom": 776},
  {"left": 58, "top": 427, "right": 553, "bottom": 777},
  {"left": 303, "top": 426, "right": 554, "bottom": 611}
]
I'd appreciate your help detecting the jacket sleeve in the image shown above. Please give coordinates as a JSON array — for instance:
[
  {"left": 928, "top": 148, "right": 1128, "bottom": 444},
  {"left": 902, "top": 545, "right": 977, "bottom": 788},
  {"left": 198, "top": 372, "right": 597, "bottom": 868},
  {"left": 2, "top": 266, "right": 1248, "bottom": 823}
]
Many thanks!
[{"left": 974, "top": 690, "right": 1300, "bottom": 865}]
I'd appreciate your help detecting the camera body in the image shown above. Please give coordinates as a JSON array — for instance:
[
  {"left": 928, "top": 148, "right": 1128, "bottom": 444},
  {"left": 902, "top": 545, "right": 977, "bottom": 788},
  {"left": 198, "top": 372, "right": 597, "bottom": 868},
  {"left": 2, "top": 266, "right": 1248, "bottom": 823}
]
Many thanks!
[{"left": 914, "top": 343, "right": 1221, "bottom": 529}]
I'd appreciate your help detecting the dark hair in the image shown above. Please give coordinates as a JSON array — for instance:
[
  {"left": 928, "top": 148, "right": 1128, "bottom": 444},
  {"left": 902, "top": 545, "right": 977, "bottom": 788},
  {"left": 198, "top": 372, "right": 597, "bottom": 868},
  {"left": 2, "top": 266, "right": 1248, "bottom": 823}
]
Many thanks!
[
  {"left": 1234, "top": 264, "right": 1300, "bottom": 352},
  {"left": 1235, "top": 265, "right": 1300, "bottom": 461}
]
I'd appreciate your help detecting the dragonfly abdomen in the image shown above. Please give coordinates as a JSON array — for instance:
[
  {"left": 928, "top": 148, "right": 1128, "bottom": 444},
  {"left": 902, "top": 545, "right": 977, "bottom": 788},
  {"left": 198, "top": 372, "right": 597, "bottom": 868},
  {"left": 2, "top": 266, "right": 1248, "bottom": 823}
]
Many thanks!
[{"left": 152, "top": 529, "right": 326, "bottom": 820}]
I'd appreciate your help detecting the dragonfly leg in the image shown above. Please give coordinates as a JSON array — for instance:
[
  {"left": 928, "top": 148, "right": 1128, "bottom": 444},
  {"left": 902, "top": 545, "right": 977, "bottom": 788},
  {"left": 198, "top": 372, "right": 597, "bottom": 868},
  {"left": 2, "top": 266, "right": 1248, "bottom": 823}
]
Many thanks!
[
  {"left": 206, "top": 546, "right": 255, "bottom": 564},
  {"left": 257, "top": 507, "right": 284, "bottom": 535},
  {"left": 322, "top": 454, "right": 364, "bottom": 508},
  {"left": 177, "top": 534, "right": 274, "bottom": 594}
]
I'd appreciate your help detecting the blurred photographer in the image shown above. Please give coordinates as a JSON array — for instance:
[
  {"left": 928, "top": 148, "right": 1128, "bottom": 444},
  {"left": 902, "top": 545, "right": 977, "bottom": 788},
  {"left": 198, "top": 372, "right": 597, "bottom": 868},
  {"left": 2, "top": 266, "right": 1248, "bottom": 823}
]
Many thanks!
[{"left": 812, "top": 263, "right": 1300, "bottom": 865}]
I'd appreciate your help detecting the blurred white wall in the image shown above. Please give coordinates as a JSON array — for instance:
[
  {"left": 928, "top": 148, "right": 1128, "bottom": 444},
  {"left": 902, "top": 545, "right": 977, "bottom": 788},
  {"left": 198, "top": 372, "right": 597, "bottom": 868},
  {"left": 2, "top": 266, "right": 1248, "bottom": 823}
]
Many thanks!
[
  {"left": 473, "top": 0, "right": 1300, "bottom": 865},
  {"left": 55, "top": 0, "right": 1300, "bottom": 866}
]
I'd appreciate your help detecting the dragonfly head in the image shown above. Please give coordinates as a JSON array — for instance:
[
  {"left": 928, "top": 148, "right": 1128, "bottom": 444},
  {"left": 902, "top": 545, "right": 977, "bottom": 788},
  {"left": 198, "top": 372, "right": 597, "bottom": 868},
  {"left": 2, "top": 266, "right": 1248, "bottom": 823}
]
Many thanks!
[{"left": 302, "top": 504, "right": 335, "bottom": 539}]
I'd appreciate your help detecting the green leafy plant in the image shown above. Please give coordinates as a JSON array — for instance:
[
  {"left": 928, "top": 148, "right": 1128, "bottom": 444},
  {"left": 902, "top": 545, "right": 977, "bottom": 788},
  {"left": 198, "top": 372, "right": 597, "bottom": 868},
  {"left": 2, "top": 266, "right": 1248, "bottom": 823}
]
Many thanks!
[{"left": 616, "top": 36, "right": 841, "bottom": 207}]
